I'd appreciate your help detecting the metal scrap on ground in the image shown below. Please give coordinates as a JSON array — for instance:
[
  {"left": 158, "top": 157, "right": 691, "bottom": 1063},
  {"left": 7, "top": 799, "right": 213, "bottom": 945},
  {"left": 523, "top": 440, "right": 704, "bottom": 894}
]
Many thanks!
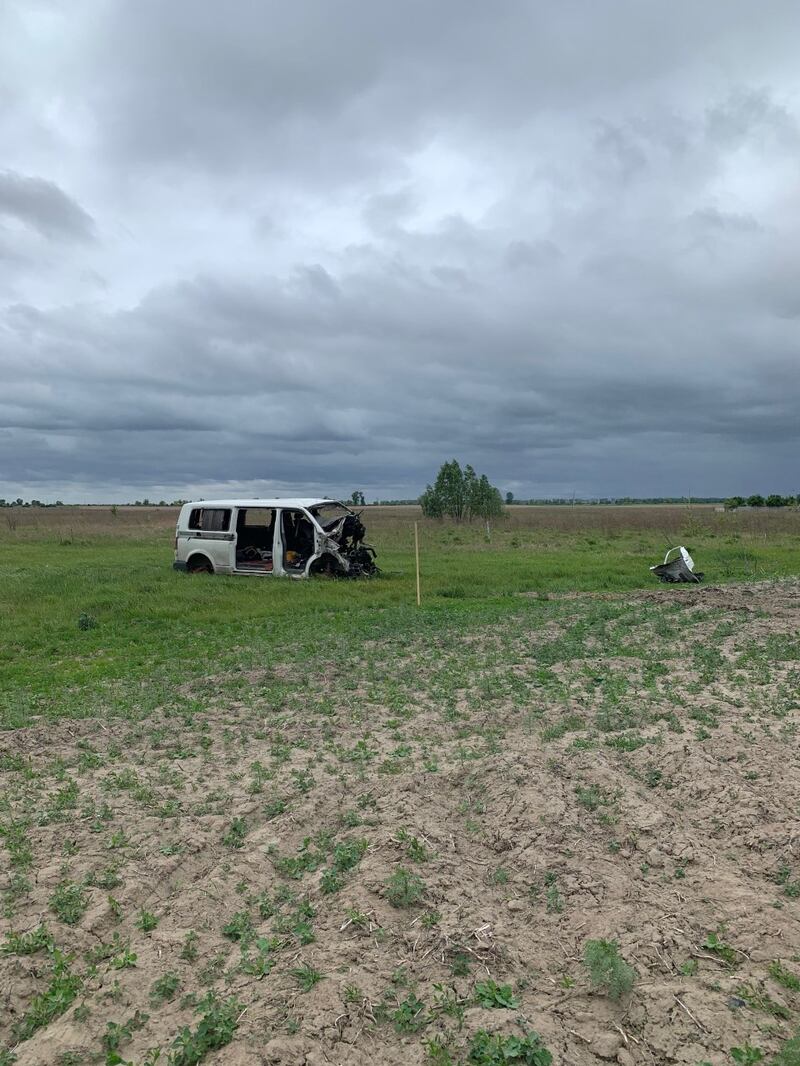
[{"left": 650, "top": 545, "right": 704, "bottom": 583}]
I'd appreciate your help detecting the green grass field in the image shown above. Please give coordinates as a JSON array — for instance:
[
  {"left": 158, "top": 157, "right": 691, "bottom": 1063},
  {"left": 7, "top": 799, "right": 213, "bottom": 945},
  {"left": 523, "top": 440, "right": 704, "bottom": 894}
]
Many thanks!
[{"left": 2, "top": 504, "right": 799, "bottom": 728}]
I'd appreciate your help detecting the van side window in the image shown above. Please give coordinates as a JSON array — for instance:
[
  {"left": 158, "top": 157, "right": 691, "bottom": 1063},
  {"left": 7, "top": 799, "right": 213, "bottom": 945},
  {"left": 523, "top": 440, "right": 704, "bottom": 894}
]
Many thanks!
[{"left": 189, "top": 508, "right": 230, "bottom": 532}]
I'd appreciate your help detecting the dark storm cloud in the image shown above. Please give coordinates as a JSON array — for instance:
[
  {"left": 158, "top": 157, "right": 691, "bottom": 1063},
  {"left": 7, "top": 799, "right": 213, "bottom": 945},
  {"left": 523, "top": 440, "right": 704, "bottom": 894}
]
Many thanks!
[
  {"left": 1, "top": 1, "right": 799, "bottom": 501},
  {"left": 0, "top": 171, "right": 95, "bottom": 242}
]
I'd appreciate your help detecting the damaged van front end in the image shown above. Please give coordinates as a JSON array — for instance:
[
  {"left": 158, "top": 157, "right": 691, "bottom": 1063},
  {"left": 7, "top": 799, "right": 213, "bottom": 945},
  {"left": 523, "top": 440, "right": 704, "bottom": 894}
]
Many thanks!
[{"left": 308, "top": 503, "right": 379, "bottom": 578}]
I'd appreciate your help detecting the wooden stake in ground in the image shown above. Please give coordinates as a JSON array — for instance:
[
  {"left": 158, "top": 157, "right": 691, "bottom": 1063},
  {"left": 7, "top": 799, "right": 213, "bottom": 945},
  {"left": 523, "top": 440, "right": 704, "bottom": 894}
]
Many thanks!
[{"left": 414, "top": 521, "right": 421, "bottom": 606}]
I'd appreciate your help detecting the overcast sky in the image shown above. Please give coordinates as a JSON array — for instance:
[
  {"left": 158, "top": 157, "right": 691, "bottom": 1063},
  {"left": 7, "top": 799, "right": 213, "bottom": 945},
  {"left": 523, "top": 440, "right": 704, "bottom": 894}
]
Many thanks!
[{"left": 2, "top": 1, "right": 799, "bottom": 502}]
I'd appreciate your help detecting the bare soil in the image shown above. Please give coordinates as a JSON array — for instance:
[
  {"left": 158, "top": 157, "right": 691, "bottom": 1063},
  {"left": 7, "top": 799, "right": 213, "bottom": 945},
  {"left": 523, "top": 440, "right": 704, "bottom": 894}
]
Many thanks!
[{"left": 2, "top": 581, "right": 800, "bottom": 1064}]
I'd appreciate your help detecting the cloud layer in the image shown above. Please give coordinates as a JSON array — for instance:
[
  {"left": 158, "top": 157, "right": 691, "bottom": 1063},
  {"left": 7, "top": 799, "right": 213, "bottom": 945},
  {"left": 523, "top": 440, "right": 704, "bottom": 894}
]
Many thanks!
[{"left": 2, "top": 1, "right": 799, "bottom": 501}]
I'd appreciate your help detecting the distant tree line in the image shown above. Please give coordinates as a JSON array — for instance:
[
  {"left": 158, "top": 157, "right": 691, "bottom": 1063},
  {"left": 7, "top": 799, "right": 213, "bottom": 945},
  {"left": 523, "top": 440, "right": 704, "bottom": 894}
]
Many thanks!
[
  {"left": 420, "top": 460, "right": 504, "bottom": 521},
  {"left": 0, "top": 498, "right": 64, "bottom": 507},
  {"left": 131, "top": 499, "right": 187, "bottom": 506},
  {"left": 724, "top": 495, "right": 798, "bottom": 510},
  {"left": 509, "top": 496, "right": 729, "bottom": 505},
  {"left": 0, "top": 499, "right": 187, "bottom": 507}
]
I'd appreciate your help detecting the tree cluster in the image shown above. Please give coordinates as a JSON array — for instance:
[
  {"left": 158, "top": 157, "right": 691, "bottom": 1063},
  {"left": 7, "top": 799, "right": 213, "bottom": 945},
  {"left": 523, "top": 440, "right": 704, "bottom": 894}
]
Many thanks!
[
  {"left": 419, "top": 460, "right": 504, "bottom": 521},
  {"left": 724, "top": 494, "right": 798, "bottom": 510}
]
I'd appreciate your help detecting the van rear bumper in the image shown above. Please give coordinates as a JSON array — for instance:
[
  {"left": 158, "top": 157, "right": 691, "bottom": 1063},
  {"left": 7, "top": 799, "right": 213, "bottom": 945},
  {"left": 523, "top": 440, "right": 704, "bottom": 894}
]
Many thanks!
[{"left": 173, "top": 560, "right": 188, "bottom": 572}]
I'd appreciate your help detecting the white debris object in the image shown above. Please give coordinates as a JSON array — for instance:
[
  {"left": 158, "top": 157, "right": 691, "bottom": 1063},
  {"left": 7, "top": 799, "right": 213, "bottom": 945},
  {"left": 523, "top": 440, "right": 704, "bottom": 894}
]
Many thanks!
[{"left": 649, "top": 546, "right": 703, "bottom": 583}]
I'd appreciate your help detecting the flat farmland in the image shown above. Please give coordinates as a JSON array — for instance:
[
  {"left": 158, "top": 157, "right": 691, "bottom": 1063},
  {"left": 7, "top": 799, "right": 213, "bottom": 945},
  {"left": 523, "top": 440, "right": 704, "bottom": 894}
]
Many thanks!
[{"left": 1, "top": 505, "right": 800, "bottom": 1065}]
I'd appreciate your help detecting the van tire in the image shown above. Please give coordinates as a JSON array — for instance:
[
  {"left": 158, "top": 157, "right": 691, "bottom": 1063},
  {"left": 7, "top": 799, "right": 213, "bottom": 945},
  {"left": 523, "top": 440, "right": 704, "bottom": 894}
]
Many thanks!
[{"left": 188, "top": 555, "right": 213, "bottom": 574}]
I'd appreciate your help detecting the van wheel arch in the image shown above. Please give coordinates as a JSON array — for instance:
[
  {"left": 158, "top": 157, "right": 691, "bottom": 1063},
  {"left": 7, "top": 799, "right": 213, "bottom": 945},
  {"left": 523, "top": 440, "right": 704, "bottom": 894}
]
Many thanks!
[{"left": 187, "top": 554, "right": 214, "bottom": 574}]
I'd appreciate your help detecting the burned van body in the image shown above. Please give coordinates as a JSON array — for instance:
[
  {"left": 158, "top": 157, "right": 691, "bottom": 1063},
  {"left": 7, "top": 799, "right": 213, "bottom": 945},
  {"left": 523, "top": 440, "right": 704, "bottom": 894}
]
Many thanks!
[{"left": 173, "top": 498, "right": 378, "bottom": 578}]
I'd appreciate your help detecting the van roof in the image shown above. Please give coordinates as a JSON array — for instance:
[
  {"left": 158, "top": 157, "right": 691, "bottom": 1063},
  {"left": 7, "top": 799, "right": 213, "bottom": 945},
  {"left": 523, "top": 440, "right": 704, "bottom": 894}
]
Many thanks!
[{"left": 181, "top": 498, "right": 336, "bottom": 510}]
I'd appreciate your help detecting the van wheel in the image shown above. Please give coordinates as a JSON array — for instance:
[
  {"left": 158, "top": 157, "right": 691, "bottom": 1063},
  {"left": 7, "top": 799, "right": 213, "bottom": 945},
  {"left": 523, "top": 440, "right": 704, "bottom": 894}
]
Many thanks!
[{"left": 188, "top": 557, "right": 213, "bottom": 574}]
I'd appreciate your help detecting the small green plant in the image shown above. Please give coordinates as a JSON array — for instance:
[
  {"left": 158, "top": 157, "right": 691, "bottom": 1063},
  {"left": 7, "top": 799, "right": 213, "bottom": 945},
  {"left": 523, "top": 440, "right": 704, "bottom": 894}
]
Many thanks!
[
  {"left": 86, "top": 931, "right": 127, "bottom": 964},
  {"left": 240, "top": 936, "right": 276, "bottom": 978},
  {"left": 256, "top": 892, "right": 274, "bottom": 919},
  {"left": 769, "top": 960, "right": 800, "bottom": 992},
  {"left": 730, "top": 1046, "right": 764, "bottom": 1065},
  {"left": 198, "top": 954, "right": 226, "bottom": 986},
  {"left": 222, "top": 910, "right": 253, "bottom": 943},
  {"left": 151, "top": 971, "right": 181, "bottom": 1004},
  {"left": 264, "top": 797, "right": 287, "bottom": 819},
  {"left": 450, "top": 951, "right": 472, "bottom": 977},
  {"left": 90, "top": 863, "right": 123, "bottom": 890},
  {"left": 13, "top": 949, "right": 82, "bottom": 1042},
  {"left": 111, "top": 945, "right": 137, "bottom": 970},
  {"left": 273, "top": 900, "right": 315, "bottom": 945},
  {"left": 583, "top": 939, "right": 635, "bottom": 999},
  {"left": 704, "top": 931, "right": 740, "bottom": 967},
  {"left": 180, "top": 931, "right": 199, "bottom": 961},
  {"left": 332, "top": 838, "right": 369, "bottom": 871},
  {"left": 49, "top": 881, "right": 89, "bottom": 926},
  {"left": 107, "top": 829, "right": 129, "bottom": 850},
  {"left": 426, "top": 1038, "right": 454, "bottom": 1065},
  {"left": 467, "top": 1029, "right": 552, "bottom": 1065},
  {"left": 2, "top": 924, "right": 54, "bottom": 955},
  {"left": 136, "top": 908, "right": 158, "bottom": 933},
  {"left": 474, "top": 979, "right": 519, "bottom": 1009},
  {"left": 398, "top": 829, "right": 430, "bottom": 862},
  {"left": 102, "top": 1009, "right": 149, "bottom": 1059},
  {"left": 167, "top": 993, "right": 242, "bottom": 1066},
  {"left": 545, "top": 882, "right": 563, "bottom": 914},
  {"left": 222, "top": 817, "right": 247, "bottom": 849},
  {"left": 272, "top": 839, "right": 326, "bottom": 879},
  {"left": 392, "top": 994, "right": 427, "bottom": 1033},
  {"left": 322, "top": 868, "right": 344, "bottom": 893},
  {"left": 385, "top": 867, "right": 425, "bottom": 908},
  {"left": 0, "top": 820, "right": 33, "bottom": 869},
  {"left": 772, "top": 1033, "right": 800, "bottom": 1066},
  {"left": 734, "top": 982, "right": 791, "bottom": 1020},
  {"left": 291, "top": 963, "right": 324, "bottom": 992},
  {"left": 575, "top": 784, "right": 605, "bottom": 811}
]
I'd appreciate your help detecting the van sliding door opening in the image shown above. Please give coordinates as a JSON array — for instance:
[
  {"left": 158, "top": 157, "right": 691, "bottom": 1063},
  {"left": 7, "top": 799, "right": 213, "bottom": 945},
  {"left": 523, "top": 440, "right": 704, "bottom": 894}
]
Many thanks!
[{"left": 234, "top": 508, "right": 275, "bottom": 572}]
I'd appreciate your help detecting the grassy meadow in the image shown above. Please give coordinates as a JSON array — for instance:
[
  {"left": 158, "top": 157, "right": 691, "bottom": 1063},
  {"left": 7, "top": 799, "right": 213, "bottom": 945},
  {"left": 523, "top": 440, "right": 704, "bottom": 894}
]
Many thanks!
[
  {"left": 2, "top": 504, "right": 800, "bottom": 1064},
  {"left": 1, "top": 503, "right": 799, "bottom": 729}
]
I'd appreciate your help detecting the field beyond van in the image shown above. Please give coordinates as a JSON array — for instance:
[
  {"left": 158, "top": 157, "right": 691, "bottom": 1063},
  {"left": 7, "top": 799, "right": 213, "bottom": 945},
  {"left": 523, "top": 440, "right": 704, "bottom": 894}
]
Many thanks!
[{"left": 1, "top": 505, "right": 800, "bottom": 1064}]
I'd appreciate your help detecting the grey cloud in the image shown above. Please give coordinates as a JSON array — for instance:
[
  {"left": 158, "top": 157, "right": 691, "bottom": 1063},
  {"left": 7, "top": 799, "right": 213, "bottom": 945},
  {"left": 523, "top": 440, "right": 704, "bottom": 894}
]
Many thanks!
[
  {"left": 0, "top": 170, "right": 95, "bottom": 242},
  {"left": 504, "top": 240, "right": 561, "bottom": 272},
  {"left": 705, "top": 88, "right": 800, "bottom": 150},
  {"left": 75, "top": 1, "right": 800, "bottom": 182},
  {"left": 363, "top": 189, "right": 417, "bottom": 235}
]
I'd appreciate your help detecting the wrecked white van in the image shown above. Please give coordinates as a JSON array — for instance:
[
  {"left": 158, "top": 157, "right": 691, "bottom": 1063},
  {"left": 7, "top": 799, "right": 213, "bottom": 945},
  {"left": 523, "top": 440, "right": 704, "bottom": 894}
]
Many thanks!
[{"left": 173, "top": 499, "right": 378, "bottom": 578}]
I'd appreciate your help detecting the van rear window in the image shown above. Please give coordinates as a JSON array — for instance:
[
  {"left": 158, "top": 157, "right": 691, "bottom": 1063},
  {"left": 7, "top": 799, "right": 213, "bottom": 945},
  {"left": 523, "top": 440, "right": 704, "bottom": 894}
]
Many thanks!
[{"left": 188, "top": 508, "right": 231, "bottom": 532}]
